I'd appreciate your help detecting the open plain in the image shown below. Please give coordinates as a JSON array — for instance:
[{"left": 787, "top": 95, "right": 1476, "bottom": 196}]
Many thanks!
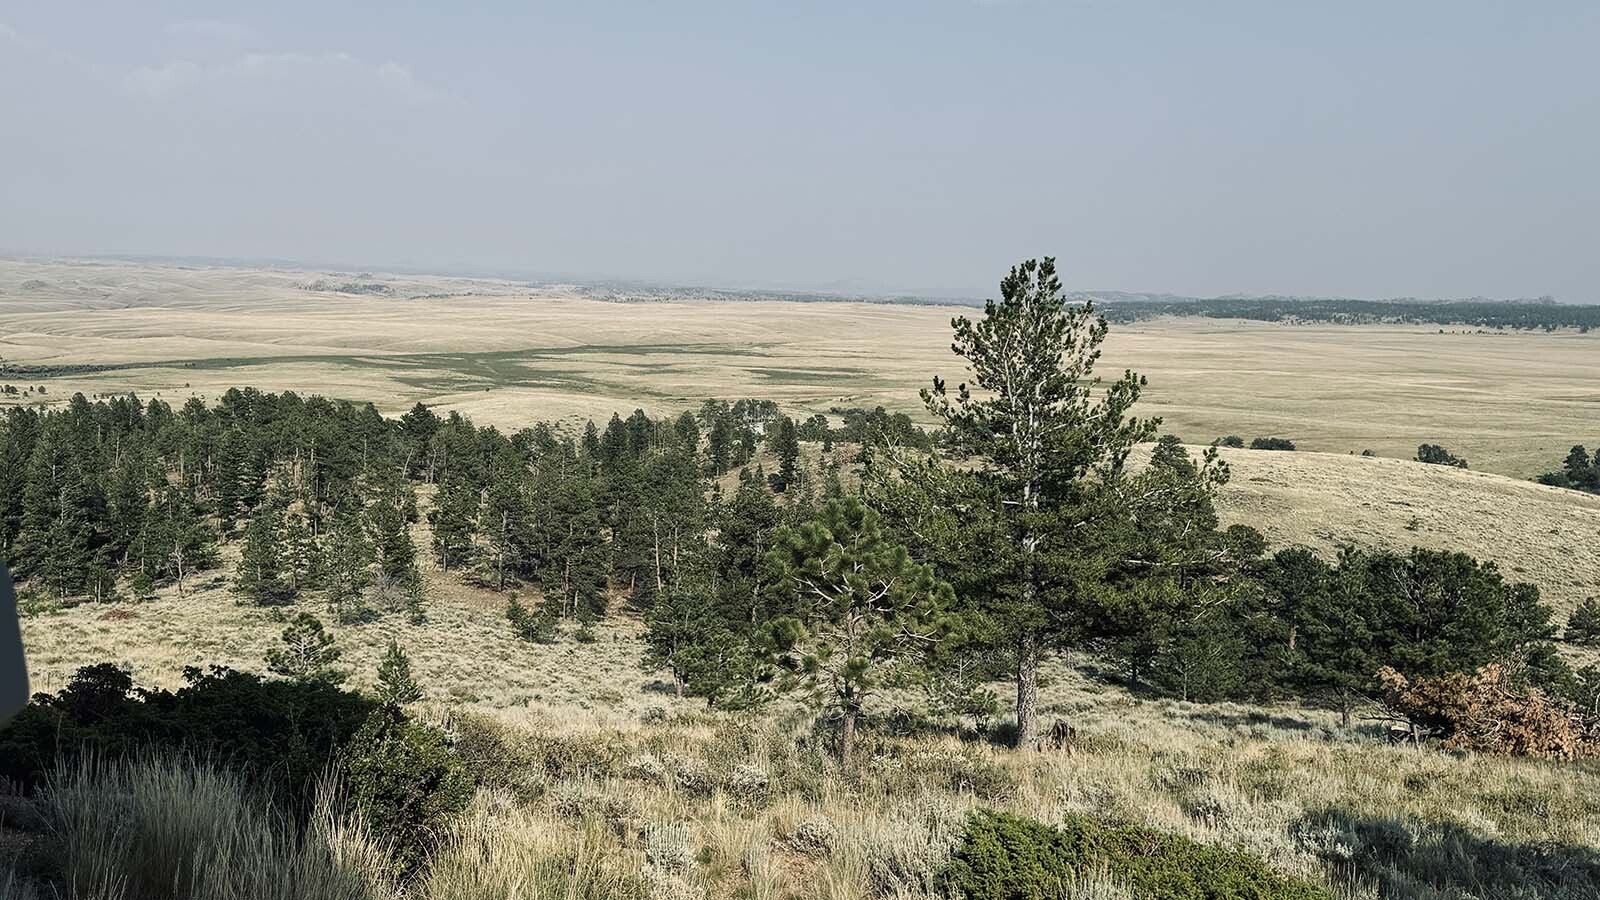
[{"left": 3, "top": 258, "right": 1598, "bottom": 478}]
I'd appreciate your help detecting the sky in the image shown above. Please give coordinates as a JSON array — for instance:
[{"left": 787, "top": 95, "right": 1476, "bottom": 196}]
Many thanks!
[{"left": 1, "top": 2, "right": 1597, "bottom": 301}]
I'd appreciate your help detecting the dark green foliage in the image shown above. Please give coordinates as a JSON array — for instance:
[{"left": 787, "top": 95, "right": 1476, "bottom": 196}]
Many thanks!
[
  {"left": 429, "top": 475, "right": 480, "bottom": 572},
  {"left": 136, "top": 485, "right": 217, "bottom": 597},
  {"left": 1216, "top": 435, "right": 1246, "bottom": 448},
  {"left": 375, "top": 639, "right": 424, "bottom": 706},
  {"left": 1566, "top": 598, "right": 1600, "bottom": 646},
  {"left": 265, "top": 612, "right": 348, "bottom": 684},
  {"left": 366, "top": 491, "right": 419, "bottom": 584},
  {"left": 766, "top": 497, "right": 956, "bottom": 767},
  {"left": 920, "top": 257, "right": 1160, "bottom": 749},
  {"left": 1416, "top": 444, "right": 1468, "bottom": 468},
  {"left": 1225, "top": 546, "right": 1564, "bottom": 718},
  {"left": 344, "top": 707, "right": 473, "bottom": 874},
  {"left": 507, "top": 595, "right": 556, "bottom": 643},
  {"left": 942, "top": 810, "right": 1331, "bottom": 900},
  {"left": 1538, "top": 444, "right": 1600, "bottom": 494},
  {"left": 1250, "top": 436, "right": 1296, "bottom": 451},
  {"left": 234, "top": 505, "right": 296, "bottom": 604},
  {"left": 0, "top": 663, "right": 375, "bottom": 801},
  {"left": 320, "top": 506, "right": 375, "bottom": 618},
  {"left": 767, "top": 415, "right": 802, "bottom": 491}
]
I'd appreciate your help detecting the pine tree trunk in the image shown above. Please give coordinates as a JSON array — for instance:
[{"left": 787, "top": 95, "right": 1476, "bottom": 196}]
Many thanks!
[
  {"left": 840, "top": 704, "right": 859, "bottom": 772},
  {"left": 1015, "top": 632, "right": 1041, "bottom": 751}
]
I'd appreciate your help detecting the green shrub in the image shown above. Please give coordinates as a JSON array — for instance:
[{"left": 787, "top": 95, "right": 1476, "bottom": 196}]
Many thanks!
[
  {"left": 1566, "top": 598, "right": 1600, "bottom": 646},
  {"left": 941, "top": 810, "right": 1332, "bottom": 900},
  {"left": 343, "top": 709, "right": 474, "bottom": 875},
  {"left": 0, "top": 663, "right": 374, "bottom": 805}
]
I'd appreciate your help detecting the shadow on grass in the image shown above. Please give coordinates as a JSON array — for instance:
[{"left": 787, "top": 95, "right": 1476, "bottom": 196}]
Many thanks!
[{"left": 1300, "top": 808, "right": 1600, "bottom": 900}]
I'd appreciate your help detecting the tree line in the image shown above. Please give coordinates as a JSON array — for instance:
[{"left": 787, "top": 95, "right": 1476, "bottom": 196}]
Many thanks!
[{"left": 1097, "top": 296, "right": 1600, "bottom": 331}]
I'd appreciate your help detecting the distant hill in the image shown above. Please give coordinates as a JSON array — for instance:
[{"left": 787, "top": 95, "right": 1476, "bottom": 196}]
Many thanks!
[{"left": 1196, "top": 447, "right": 1600, "bottom": 617}]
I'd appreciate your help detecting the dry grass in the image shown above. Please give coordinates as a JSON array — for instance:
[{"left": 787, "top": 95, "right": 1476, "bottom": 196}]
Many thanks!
[
  {"left": 4, "top": 258, "right": 1600, "bottom": 477},
  {"left": 9, "top": 696, "right": 1600, "bottom": 899}
]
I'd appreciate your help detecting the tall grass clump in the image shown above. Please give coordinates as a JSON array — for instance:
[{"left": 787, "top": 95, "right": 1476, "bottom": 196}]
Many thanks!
[
  {"left": 28, "top": 754, "right": 391, "bottom": 900},
  {"left": 421, "top": 794, "right": 648, "bottom": 900}
]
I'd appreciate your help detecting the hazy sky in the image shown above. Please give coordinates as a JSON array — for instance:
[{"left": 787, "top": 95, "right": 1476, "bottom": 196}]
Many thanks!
[{"left": 2, "top": 2, "right": 1596, "bottom": 300}]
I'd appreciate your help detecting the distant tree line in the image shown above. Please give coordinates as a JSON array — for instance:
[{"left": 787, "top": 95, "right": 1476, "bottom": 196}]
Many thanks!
[{"left": 1097, "top": 296, "right": 1600, "bottom": 331}]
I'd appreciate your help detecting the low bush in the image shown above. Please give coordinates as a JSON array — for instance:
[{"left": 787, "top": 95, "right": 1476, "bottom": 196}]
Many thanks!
[
  {"left": 1416, "top": 444, "right": 1468, "bottom": 468},
  {"left": 1250, "top": 437, "right": 1296, "bottom": 451},
  {"left": 940, "top": 809, "right": 1332, "bottom": 900}
]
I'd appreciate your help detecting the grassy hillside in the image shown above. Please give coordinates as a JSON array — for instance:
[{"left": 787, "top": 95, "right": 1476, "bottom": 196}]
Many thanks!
[{"left": 1207, "top": 448, "right": 1600, "bottom": 616}]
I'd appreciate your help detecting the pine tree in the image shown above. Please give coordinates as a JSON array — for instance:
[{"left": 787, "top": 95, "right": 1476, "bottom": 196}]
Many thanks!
[
  {"left": 506, "top": 594, "right": 555, "bottom": 643},
  {"left": 282, "top": 511, "right": 315, "bottom": 591},
  {"left": 213, "top": 427, "right": 265, "bottom": 534},
  {"left": 1567, "top": 598, "right": 1600, "bottom": 646},
  {"left": 430, "top": 476, "right": 480, "bottom": 572},
  {"left": 139, "top": 485, "right": 216, "bottom": 597},
  {"left": 235, "top": 505, "right": 295, "bottom": 604},
  {"left": 481, "top": 452, "right": 532, "bottom": 590},
  {"left": 322, "top": 506, "right": 375, "bottom": 616},
  {"left": 375, "top": 638, "right": 424, "bottom": 705},
  {"left": 707, "top": 414, "right": 734, "bottom": 475},
  {"left": 541, "top": 477, "right": 609, "bottom": 619},
  {"left": 265, "top": 612, "right": 347, "bottom": 684},
  {"left": 768, "top": 415, "right": 801, "bottom": 492},
  {"left": 922, "top": 257, "right": 1155, "bottom": 749},
  {"left": 766, "top": 497, "right": 954, "bottom": 769},
  {"left": 672, "top": 410, "right": 701, "bottom": 456},
  {"left": 367, "top": 493, "right": 418, "bottom": 584}
]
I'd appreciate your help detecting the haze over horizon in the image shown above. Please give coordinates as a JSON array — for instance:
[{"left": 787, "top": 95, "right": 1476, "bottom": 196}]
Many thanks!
[{"left": 3, "top": 2, "right": 1597, "bottom": 302}]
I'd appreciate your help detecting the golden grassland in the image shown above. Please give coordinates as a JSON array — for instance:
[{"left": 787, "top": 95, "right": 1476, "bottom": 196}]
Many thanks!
[{"left": 4, "top": 258, "right": 1599, "bottom": 478}]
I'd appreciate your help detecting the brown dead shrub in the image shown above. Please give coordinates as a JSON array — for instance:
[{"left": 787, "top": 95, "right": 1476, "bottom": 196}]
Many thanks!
[{"left": 1379, "top": 663, "right": 1600, "bottom": 759}]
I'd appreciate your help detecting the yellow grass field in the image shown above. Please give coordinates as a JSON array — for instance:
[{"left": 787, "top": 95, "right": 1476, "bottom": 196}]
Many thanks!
[{"left": 3, "top": 258, "right": 1598, "bottom": 479}]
